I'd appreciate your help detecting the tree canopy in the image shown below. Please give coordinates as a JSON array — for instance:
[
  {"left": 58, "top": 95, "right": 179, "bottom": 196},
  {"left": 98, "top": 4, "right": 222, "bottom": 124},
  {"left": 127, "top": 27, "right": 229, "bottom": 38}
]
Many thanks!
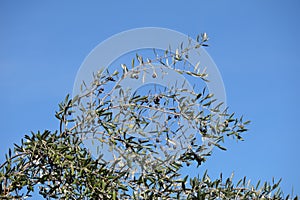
[{"left": 0, "top": 34, "right": 297, "bottom": 199}]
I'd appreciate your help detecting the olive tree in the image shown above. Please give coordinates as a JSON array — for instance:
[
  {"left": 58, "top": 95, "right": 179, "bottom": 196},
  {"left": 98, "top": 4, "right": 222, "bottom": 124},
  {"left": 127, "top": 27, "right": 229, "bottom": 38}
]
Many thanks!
[{"left": 0, "top": 34, "right": 297, "bottom": 199}]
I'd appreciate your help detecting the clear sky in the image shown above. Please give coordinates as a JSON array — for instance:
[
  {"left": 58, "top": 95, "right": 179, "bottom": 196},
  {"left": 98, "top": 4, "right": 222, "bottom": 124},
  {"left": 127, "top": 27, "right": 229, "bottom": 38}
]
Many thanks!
[{"left": 0, "top": 0, "right": 299, "bottom": 197}]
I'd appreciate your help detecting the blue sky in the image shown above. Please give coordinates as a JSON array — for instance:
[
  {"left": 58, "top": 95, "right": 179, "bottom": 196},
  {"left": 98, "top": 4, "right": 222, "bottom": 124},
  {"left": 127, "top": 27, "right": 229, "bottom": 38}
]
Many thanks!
[{"left": 1, "top": 0, "right": 299, "bottom": 197}]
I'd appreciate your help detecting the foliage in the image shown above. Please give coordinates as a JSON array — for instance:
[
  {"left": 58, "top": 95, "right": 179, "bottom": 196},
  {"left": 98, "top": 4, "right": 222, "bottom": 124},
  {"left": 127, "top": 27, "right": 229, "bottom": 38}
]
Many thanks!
[{"left": 0, "top": 34, "right": 297, "bottom": 199}]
